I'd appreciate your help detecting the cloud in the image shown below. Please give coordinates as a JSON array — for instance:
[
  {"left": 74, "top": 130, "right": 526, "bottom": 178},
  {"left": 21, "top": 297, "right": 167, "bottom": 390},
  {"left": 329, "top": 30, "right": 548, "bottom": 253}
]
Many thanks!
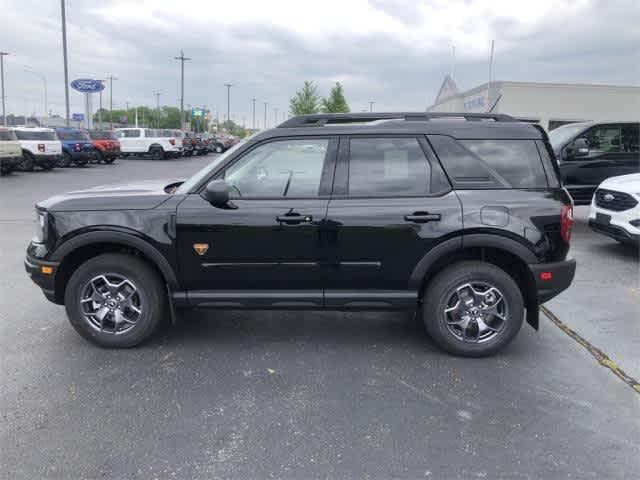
[{"left": 1, "top": 0, "right": 638, "bottom": 123}]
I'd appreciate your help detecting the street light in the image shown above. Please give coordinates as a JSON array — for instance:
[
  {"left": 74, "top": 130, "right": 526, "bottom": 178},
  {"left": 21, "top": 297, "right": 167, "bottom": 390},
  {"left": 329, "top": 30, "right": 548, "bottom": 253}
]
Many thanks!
[
  {"left": 263, "top": 102, "right": 268, "bottom": 130},
  {"left": 251, "top": 97, "right": 256, "bottom": 130},
  {"left": 369, "top": 101, "right": 375, "bottom": 112},
  {"left": 60, "top": 0, "right": 70, "bottom": 126},
  {"left": 174, "top": 50, "right": 191, "bottom": 131},
  {"left": 224, "top": 83, "right": 233, "bottom": 127},
  {"left": 0, "top": 51, "right": 8, "bottom": 126},
  {"left": 106, "top": 75, "right": 117, "bottom": 129},
  {"left": 274, "top": 107, "right": 278, "bottom": 126},
  {"left": 154, "top": 92, "right": 161, "bottom": 127},
  {"left": 96, "top": 79, "right": 105, "bottom": 128},
  {"left": 24, "top": 68, "right": 48, "bottom": 118}
]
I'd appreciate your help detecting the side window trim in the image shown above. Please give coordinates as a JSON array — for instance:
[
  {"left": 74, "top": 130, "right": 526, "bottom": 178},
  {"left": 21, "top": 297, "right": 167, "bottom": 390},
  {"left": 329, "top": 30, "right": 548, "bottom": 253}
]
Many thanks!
[{"left": 216, "top": 136, "right": 338, "bottom": 200}]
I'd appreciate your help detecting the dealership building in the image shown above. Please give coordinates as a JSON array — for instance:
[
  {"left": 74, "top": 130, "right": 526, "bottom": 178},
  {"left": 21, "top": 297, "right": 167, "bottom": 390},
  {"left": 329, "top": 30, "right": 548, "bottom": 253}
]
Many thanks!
[{"left": 427, "top": 75, "right": 640, "bottom": 130}]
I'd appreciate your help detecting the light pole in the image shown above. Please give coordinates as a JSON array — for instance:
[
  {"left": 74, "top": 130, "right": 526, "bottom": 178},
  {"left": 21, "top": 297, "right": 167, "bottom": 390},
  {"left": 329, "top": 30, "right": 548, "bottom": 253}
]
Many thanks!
[
  {"left": 154, "top": 92, "right": 161, "bottom": 127},
  {"left": 251, "top": 97, "right": 256, "bottom": 130},
  {"left": 107, "top": 75, "right": 117, "bottom": 128},
  {"left": 369, "top": 101, "right": 375, "bottom": 112},
  {"left": 60, "top": 0, "right": 70, "bottom": 126},
  {"left": 97, "top": 79, "right": 104, "bottom": 128},
  {"left": 224, "top": 83, "right": 233, "bottom": 127},
  {"left": 174, "top": 50, "right": 191, "bottom": 131},
  {"left": 24, "top": 69, "right": 47, "bottom": 118},
  {"left": 0, "top": 52, "right": 8, "bottom": 126},
  {"left": 274, "top": 107, "right": 278, "bottom": 126},
  {"left": 263, "top": 102, "right": 268, "bottom": 130}
]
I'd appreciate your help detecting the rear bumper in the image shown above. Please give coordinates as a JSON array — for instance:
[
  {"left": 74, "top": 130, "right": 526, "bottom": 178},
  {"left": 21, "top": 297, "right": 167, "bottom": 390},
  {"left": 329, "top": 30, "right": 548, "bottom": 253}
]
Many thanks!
[
  {"left": 24, "top": 254, "right": 59, "bottom": 303},
  {"left": 33, "top": 154, "right": 62, "bottom": 167},
  {"left": 529, "top": 259, "right": 576, "bottom": 304},
  {"left": 69, "top": 150, "right": 93, "bottom": 162}
]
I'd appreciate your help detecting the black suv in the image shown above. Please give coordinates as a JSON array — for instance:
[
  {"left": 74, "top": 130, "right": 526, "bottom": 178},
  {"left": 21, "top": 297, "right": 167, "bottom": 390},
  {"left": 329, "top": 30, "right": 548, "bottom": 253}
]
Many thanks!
[
  {"left": 549, "top": 121, "right": 640, "bottom": 205},
  {"left": 25, "top": 113, "right": 576, "bottom": 356}
]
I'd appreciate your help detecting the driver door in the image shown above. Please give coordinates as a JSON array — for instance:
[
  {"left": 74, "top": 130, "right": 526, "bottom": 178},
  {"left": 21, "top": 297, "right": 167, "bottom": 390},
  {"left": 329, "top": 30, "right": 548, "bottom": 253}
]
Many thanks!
[{"left": 176, "top": 137, "right": 337, "bottom": 308}]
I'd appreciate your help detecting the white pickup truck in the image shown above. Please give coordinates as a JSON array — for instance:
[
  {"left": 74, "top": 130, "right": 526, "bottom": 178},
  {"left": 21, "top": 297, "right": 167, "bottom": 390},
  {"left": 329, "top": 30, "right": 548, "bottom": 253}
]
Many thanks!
[
  {"left": 13, "top": 127, "right": 62, "bottom": 170},
  {"left": 115, "top": 128, "right": 183, "bottom": 160},
  {"left": 0, "top": 127, "right": 22, "bottom": 175}
]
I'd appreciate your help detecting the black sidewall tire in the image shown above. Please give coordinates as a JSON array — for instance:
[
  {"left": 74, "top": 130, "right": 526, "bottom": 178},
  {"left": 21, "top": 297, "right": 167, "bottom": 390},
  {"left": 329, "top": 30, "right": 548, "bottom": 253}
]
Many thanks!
[
  {"left": 104, "top": 156, "right": 115, "bottom": 164},
  {"left": 422, "top": 261, "right": 524, "bottom": 357},
  {"left": 19, "top": 153, "right": 35, "bottom": 171},
  {"left": 59, "top": 152, "right": 72, "bottom": 167},
  {"left": 151, "top": 148, "right": 164, "bottom": 160},
  {"left": 64, "top": 253, "right": 165, "bottom": 348}
]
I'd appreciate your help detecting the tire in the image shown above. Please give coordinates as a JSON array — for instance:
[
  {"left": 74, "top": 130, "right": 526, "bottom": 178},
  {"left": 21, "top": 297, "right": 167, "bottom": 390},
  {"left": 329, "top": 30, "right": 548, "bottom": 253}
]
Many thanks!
[
  {"left": 58, "top": 152, "right": 72, "bottom": 167},
  {"left": 422, "top": 261, "right": 524, "bottom": 357},
  {"left": 184, "top": 150, "right": 192, "bottom": 157},
  {"left": 94, "top": 151, "right": 104, "bottom": 164},
  {"left": 1, "top": 165, "right": 12, "bottom": 175},
  {"left": 150, "top": 147, "right": 164, "bottom": 160},
  {"left": 215, "top": 144, "right": 223, "bottom": 153},
  {"left": 40, "top": 160, "right": 54, "bottom": 170},
  {"left": 103, "top": 156, "right": 116, "bottom": 164},
  {"left": 19, "top": 152, "right": 35, "bottom": 171},
  {"left": 64, "top": 253, "right": 165, "bottom": 348}
]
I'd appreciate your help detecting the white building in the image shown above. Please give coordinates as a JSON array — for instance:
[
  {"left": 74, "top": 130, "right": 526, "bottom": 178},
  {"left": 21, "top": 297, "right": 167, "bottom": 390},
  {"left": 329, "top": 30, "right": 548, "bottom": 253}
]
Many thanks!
[{"left": 427, "top": 76, "right": 640, "bottom": 130}]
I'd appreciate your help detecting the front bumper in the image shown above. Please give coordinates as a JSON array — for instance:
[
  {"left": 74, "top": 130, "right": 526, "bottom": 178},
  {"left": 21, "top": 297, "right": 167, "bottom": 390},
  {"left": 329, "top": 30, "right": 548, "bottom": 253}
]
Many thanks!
[
  {"left": 588, "top": 219, "right": 640, "bottom": 245},
  {"left": 529, "top": 259, "right": 576, "bottom": 304},
  {"left": 25, "top": 253, "right": 59, "bottom": 303}
]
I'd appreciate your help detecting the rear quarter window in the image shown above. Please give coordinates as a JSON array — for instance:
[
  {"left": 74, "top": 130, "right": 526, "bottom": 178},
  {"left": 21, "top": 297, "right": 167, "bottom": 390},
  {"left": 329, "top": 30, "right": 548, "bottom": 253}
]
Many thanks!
[{"left": 428, "top": 135, "right": 549, "bottom": 189}]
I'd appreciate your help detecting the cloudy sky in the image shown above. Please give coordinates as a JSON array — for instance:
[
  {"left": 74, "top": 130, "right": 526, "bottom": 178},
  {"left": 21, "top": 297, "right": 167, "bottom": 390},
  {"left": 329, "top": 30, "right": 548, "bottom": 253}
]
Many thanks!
[{"left": 2, "top": 0, "right": 638, "bottom": 126}]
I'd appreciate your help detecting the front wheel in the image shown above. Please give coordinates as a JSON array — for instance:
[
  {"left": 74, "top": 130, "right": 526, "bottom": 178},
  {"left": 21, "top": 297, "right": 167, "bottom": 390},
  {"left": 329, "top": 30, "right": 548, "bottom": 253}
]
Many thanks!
[
  {"left": 19, "top": 152, "right": 35, "bottom": 171},
  {"left": 422, "top": 261, "right": 524, "bottom": 357},
  {"left": 64, "top": 253, "right": 165, "bottom": 348}
]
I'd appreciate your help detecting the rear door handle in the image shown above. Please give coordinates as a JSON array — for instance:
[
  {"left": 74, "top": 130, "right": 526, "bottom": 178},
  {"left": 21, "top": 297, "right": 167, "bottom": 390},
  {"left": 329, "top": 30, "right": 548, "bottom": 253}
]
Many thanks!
[
  {"left": 404, "top": 212, "right": 441, "bottom": 223},
  {"left": 276, "top": 214, "right": 313, "bottom": 224}
]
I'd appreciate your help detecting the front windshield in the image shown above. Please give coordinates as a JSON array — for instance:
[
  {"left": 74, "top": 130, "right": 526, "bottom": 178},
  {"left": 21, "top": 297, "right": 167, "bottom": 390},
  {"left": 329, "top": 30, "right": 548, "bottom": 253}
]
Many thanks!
[
  {"left": 175, "top": 137, "right": 252, "bottom": 194},
  {"left": 548, "top": 124, "right": 585, "bottom": 149}
]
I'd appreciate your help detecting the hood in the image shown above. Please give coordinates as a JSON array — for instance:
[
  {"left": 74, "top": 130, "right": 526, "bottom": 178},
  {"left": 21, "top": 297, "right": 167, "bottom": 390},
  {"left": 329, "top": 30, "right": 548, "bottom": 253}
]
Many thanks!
[
  {"left": 600, "top": 173, "right": 640, "bottom": 193},
  {"left": 38, "top": 179, "right": 183, "bottom": 212}
]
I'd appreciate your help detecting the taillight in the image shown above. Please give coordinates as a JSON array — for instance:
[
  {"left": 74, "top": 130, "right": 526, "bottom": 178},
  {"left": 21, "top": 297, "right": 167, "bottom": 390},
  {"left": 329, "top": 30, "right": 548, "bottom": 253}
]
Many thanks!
[
  {"left": 74, "top": 143, "right": 81, "bottom": 152},
  {"left": 169, "top": 138, "right": 175, "bottom": 145},
  {"left": 37, "top": 143, "right": 45, "bottom": 152},
  {"left": 560, "top": 204, "right": 574, "bottom": 243},
  {"left": 191, "top": 139, "right": 197, "bottom": 145}
]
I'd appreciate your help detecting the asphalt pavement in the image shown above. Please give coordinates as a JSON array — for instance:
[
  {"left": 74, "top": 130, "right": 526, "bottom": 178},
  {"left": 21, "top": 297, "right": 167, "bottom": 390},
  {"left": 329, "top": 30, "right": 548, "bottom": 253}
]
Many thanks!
[{"left": 1, "top": 157, "right": 638, "bottom": 479}]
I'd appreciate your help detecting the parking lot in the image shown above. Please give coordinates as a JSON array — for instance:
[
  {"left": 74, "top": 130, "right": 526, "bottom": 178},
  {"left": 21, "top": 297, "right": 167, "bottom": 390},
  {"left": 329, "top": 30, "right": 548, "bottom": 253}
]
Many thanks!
[{"left": 1, "top": 157, "right": 639, "bottom": 478}]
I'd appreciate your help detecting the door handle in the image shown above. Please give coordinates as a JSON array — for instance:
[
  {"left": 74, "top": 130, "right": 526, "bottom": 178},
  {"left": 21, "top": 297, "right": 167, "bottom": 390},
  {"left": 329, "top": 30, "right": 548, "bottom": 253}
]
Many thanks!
[
  {"left": 404, "top": 212, "right": 441, "bottom": 223},
  {"left": 276, "top": 214, "right": 313, "bottom": 224}
]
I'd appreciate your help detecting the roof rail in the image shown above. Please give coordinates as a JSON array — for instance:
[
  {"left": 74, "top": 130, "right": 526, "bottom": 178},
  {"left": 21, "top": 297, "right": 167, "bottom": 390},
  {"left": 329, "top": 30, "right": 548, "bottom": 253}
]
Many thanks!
[{"left": 278, "top": 112, "right": 517, "bottom": 128}]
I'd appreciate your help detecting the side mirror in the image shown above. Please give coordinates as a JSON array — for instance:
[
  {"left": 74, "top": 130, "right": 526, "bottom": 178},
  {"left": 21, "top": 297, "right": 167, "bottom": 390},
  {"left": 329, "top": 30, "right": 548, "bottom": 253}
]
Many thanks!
[
  {"left": 568, "top": 138, "right": 589, "bottom": 158},
  {"left": 203, "top": 179, "right": 230, "bottom": 207}
]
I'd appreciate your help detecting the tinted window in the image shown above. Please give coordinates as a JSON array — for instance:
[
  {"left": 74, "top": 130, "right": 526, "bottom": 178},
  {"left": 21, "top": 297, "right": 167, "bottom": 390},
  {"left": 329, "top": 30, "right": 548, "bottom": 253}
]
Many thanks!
[
  {"left": 0, "top": 130, "right": 17, "bottom": 141},
  {"left": 88, "top": 130, "right": 115, "bottom": 140},
  {"left": 429, "top": 136, "right": 548, "bottom": 188},
  {"left": 145, "top": 129, "right": 156, "bottom": 137},
  {"left": 621, "top": 124, "right": 639, "bottom": 153},
  {"left": 14, "top": 130, "right": 57, "bottom": 141},
  {"left": 225, "top": 139, "right": 328, "bottom": 198},
  {"left": 581, "top": 126, "right": 621, "bottom": 154},
  {"left": 56, "top": 130, "right": 89, "bottom": 141},
  {"left": 118, "top": 129, "right": 140, "bottom": 138},
  {"left": 347, "top": 138, "right": 431, "bottom": 196}
]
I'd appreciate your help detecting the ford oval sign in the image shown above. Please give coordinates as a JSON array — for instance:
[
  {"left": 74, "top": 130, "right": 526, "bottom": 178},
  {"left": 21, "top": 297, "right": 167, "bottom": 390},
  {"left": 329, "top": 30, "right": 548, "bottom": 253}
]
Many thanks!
[{"left": 70, "top": 79, "right": 105, "bottom": 93}]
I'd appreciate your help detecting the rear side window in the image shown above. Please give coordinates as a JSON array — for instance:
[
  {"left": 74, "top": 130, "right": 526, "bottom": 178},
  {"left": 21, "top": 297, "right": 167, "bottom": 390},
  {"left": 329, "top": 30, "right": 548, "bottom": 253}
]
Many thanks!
[
  {"left": 428, "top": 135, "right": 548, "bottom": 189},
  {"left": 119, "top": 130, "right": 140, "bottom": 138},
  {"left": 347, "top": 138, "right": 435, "bottom": 196},
  {"left": 0, "top": 130, "right": 17, "bottom": 141},
  {"left": 14, "top": 130, "right": 57, "bottom": 141}
]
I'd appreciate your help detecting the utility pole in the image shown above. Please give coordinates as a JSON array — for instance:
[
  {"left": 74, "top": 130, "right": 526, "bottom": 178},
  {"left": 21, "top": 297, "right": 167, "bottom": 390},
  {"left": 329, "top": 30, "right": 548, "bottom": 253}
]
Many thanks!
[
  {"left": 97, "top": 79, "right": 104, "bottom": 128},
  {"left": 174, "top": 50, "right": 191, "bottom": 131},
  {"left": 274, "top": 107, "right": 278, "bottom": 126},
  {"left": 263, "top": 102, "right": 268, "bottom": 130},
  {"left": 107, "top": 75, "right": 117, "bottom": 129},
  {"left": 60, "top": 0, "right": 70, "bottom": 126},
  {"left": 251, "top": 97, "right": 256, "bottom": 130},
  {"left": 0, "top": 52, "right": 8, "bottom": 126},
  {"left": 369, "top": 101, "right": 375, "bottom": 112},
  {"left": 154, "top": 92, "right": 161, "bottom": 127},
  {"left": 224, "top": 83, "right": 233, "bottom": 127}
]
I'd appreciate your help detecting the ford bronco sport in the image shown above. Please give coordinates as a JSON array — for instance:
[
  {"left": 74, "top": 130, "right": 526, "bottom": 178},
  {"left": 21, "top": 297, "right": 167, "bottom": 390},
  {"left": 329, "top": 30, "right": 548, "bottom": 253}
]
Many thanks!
[{"left": 25, "top": 113, "right": 576, "bottom": 356}]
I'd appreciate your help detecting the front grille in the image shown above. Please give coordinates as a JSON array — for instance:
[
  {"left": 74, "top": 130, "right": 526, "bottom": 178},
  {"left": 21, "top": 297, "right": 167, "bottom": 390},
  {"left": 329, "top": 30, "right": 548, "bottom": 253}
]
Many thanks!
[{"left": 595, "top": 188, "right": 638, "bottom": 212}]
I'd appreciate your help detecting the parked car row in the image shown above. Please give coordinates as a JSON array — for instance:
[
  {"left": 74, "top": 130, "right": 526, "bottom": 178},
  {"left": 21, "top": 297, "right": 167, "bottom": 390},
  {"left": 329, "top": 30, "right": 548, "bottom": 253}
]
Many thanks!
[{"left": 1, "top": 126, "right": 231, "bottom": 175}]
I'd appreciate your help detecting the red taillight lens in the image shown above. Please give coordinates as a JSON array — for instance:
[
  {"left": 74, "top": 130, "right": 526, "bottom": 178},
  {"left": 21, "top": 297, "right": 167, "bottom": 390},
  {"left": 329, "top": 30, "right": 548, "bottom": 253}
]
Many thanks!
[
  {"left": 169, "top": 138, "right": 175, "bottom": 145},
  {"left": 540, "top": 271, "right": 553, "bottom": 281},
  {"left": 560, "top": 204, "right": 574, "bottom": 243},
  {"left": 37, "top": 143, "right": 45, "bottom": 152}
]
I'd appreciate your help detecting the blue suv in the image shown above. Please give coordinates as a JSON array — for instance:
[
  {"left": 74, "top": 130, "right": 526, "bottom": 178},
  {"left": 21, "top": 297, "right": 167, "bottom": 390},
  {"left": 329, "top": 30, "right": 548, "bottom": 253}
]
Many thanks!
[{"left": 55, "top": 128, "right": 94, "bottom": 167}]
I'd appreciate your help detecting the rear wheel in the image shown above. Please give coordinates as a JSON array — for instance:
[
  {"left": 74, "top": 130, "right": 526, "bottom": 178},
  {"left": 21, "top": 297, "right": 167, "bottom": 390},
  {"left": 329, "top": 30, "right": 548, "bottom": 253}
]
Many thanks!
[
  {"left": 103, "top": 156, "right": 116, "bottom": 164},
  {"left": 422, "top": 261, "right": 524, "bottom": 357},
  {"left": 40, "top": 160, "right": 54, "bottom": 170},
  {"left": 58, "top": 152, "right": 72, "bottom": 167},
  {"left": 65, "top": 253, "right": 165, "bottom": 348},
  {"left": 150, "top": 147, "right": 164, "bottom": 160}
]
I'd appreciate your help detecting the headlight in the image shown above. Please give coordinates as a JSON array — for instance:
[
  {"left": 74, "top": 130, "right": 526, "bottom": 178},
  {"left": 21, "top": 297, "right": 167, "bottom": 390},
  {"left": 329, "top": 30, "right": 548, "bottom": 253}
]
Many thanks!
[{"left": 34, "top": 210, "right": 47, "bottom": 243}]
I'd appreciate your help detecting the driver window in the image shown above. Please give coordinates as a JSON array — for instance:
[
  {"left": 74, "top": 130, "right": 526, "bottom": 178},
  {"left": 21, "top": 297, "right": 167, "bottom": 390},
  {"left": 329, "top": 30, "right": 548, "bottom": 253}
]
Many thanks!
[
  {"left": 581, "top": 126, "right": 622, "bottom": 154},
  {"left": 224, "top": 139, "right": 329, "bottom": 198}
]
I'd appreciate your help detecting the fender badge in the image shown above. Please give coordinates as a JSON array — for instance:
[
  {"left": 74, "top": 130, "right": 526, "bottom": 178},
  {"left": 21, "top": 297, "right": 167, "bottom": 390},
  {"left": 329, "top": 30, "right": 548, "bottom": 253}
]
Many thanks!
[{"left": 193, "top": 243, "right": 209, "bottom": 256}]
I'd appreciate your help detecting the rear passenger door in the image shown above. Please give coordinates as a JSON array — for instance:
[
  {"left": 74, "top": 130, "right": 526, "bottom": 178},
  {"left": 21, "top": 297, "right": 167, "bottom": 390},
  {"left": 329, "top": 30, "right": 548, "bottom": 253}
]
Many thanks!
[{"left": 323, "top": 136, "right": 462, "bottom": 308}]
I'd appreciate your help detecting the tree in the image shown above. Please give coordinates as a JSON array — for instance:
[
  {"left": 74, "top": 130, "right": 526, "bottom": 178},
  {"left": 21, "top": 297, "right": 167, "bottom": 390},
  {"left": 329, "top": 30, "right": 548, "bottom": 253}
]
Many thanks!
[
  {"left": 321, "top": 82, "right": 350, "bottom": 113},
  {"left": 289, "top": 81, "right": 320, "bottom": 115}
]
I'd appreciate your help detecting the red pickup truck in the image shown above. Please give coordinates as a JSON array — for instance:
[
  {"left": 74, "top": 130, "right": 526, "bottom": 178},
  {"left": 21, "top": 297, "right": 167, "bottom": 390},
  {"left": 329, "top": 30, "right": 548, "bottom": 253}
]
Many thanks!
[{"left": 88, "top": 130, "right": 121, "bottom": 163}]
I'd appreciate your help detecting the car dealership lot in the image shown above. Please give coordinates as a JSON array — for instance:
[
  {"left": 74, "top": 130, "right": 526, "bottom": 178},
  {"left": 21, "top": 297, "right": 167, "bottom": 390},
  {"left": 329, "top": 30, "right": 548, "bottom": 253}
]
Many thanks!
[{"left": 1, "top": 158, "right": 639, "bottom": 478}]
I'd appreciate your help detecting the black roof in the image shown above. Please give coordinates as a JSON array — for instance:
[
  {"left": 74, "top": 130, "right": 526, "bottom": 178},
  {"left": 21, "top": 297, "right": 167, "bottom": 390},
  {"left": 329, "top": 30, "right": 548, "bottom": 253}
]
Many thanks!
[{"left": 256, "top": 112, "right": 546, "bottom": 140}]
